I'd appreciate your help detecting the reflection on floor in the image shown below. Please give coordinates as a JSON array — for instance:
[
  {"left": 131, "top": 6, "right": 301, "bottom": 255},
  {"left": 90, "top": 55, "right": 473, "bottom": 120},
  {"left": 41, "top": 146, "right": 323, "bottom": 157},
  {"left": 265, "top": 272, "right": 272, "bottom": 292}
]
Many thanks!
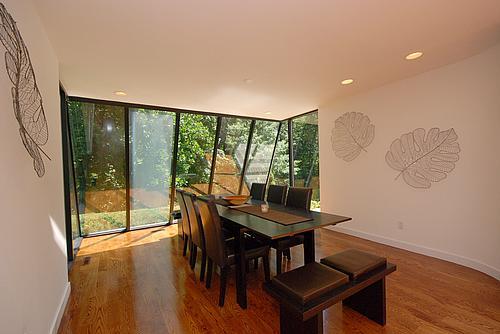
[{"left": 58, "top": 225, "right": 500, "bottom": 333}]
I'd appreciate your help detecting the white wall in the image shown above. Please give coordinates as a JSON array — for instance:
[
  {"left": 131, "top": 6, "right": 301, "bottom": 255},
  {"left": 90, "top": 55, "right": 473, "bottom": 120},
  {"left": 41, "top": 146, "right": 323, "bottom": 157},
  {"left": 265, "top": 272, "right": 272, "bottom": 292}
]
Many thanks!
[
  {"left": 0, "top": 1, "right": 69, "bottom": 333},
  {"left": 319, "top": 43, "right": 500, "bottom": 279}
]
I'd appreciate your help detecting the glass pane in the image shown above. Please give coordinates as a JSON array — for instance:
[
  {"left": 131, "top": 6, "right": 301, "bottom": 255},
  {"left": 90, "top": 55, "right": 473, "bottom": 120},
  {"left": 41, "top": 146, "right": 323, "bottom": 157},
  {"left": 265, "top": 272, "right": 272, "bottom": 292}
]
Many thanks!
[
  {"left": 67, "top": 144, "right": 80, "bottom": 239},
  {"left": 212, "top": 117, "right": 252, "bottom": 195},
  {"left": 68, "top": 102, "right": 127, "bottom": 235},
  {"left": 63, "top": 101, "right": 80, "bottom": 240},
  {"left": 129, "top": 109, "right": 175, "bottom": 228},
  {"left": 269, "top": 121, "right": 290, "bottom": 186},
  {"left": 292, "top": 112, "right": 320, "bottom": 209},
  {"left": 174, "top": 114, "right": 217, "bottom": 210},
  {"left": 242, "top": 120, "right": 279, "bottom": 194}
]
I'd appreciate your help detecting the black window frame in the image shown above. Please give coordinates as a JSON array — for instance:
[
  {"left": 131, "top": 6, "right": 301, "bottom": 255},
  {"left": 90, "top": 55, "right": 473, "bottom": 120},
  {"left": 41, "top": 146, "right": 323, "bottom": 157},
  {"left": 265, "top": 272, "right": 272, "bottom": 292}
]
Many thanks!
[{"left": 64, "top": 95, "right": 317, "bottom": 238}]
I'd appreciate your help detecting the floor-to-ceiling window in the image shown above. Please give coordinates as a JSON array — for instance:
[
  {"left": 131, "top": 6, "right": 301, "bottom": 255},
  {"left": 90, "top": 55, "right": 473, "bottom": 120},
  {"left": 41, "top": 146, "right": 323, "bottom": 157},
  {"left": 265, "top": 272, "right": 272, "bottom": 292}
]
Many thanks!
[
  {"left": 129, "top": 108, "right": 176, "bottom": 228},
  {"left": 242, "top": 120, "right": 280, "bottom": 194},
  {"left": 211, "top": 117, "right": 252, "bottom": 195},
  {"left": 61, "top": 88, "right": 81, "bottom": 261},
  {"left": 291, "top": 111, "right": 320, "bottom": 209},
  {"left": 175, "top": 113, "right": 217, "bottom": 195},
  {"left": 67, "top": 139, "right": 81, "bottom": 240},
  {"left": 269, "top": 121, "right": 290, "bottom": 186},
  {"left": 65, "top": 96, "right": 318, "bottom": 237},
  {"left": 68, "top": 102, "right": 127, "bottom": 235}
]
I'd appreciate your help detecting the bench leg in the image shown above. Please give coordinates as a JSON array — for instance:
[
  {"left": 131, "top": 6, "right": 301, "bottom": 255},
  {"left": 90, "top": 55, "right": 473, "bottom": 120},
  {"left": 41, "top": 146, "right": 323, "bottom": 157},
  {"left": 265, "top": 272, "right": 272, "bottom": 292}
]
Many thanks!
[
  {"left": 344, "top": 278, "right": 386, "bottom": 325},
  {"left": 279, "top": 305, "right": 323, "bottom": 334}
]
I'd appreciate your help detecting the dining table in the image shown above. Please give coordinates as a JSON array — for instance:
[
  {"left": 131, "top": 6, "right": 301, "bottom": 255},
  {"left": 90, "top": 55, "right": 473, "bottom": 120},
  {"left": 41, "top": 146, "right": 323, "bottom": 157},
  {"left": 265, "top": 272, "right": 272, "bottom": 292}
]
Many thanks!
[{"left": 201, "top": 195, "right": 352, "bottom": 309}]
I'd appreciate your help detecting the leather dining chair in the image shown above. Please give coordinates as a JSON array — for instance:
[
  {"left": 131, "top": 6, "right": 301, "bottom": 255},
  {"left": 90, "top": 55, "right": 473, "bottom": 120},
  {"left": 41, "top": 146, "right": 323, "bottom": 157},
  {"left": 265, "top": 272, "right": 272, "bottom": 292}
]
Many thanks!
[
  {"left": 176, "top": 189, "right": 191, "bottom": 257},
  {"left": 273, "top": 187, "right": 313, "bottom": 274},
  {"left": 249, "top": 182, "right": 266, "bottom": 201},
  {"left": 197, "top": 197, "right": 270, "bottom": 307},
  {"left": 286, "top": 187, "right": 313, "bottom": 211},
  {"left": 183, "top": 192, "right": 208, "bottom": 281},
  {"left": 246, "top": 184, "right": 288, "bottom": 271},
  {"left": 266, "top": 184, "right": 288, "bottom": 204}
]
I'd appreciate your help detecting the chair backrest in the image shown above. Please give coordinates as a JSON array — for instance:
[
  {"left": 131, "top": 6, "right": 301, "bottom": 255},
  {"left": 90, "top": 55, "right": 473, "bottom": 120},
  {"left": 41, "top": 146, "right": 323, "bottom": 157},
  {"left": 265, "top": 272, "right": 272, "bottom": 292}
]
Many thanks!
[
  {"left": 197, "top": 197, "right": 227, "bottom": 267},
  {"left": 182, "top": 192, "right": 205, "bottom": 249},
  {"left": 176, "top": 189, "right": 190, "bottom": 238},
  {"left": 250, "top": 183, "right": 266, "bottom": 201},
  {"left": 285, "top": 187, "right": 313, "bottom": 211},
  {"left": 267, "top": 184, "right": 288, "bottom": 204}
]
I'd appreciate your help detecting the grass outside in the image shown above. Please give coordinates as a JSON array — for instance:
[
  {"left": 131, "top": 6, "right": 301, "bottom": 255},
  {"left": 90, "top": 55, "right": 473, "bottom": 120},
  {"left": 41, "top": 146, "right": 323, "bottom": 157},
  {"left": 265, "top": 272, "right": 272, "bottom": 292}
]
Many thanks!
[{"left": 80, "top": 206, "right": 169, "bottom": 235}]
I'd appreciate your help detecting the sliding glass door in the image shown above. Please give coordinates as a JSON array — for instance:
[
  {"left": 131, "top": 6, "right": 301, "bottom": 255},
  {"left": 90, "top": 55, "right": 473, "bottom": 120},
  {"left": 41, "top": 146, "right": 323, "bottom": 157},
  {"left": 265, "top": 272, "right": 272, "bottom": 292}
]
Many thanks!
[
  {"left": 129, "top": 108, "right": 176, "bottom": 228},
  {"left": 68, "top": 102, "right": 127, "bottom": 235}
]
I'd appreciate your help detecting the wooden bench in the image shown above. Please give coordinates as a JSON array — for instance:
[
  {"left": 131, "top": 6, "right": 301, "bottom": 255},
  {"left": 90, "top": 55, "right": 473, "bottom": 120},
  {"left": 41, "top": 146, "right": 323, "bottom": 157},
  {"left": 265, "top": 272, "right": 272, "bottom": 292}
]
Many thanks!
[{"left": 264, "top": 249, "right": 396, "bottom": 334}]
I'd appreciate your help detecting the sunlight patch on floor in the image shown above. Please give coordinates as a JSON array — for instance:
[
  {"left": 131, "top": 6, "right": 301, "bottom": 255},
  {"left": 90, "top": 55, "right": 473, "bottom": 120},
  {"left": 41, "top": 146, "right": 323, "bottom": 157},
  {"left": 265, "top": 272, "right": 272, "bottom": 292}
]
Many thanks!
[{"left": 78, "top": 224, "right": 179, "bottom": 256}]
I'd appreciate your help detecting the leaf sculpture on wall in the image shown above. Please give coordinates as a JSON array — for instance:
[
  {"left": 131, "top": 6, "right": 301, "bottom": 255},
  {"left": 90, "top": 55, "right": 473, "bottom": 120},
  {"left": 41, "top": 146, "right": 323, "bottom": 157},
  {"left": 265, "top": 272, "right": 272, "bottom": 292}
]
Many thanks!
[
  {"left": 386, "top": 128, "right": 460, "bottom": 189},
  {"left": 0, "top": 3, "right": 50, "bottom": 177},
  {"left": 331, "top": 112, "right": 375, "bottom": 162}
]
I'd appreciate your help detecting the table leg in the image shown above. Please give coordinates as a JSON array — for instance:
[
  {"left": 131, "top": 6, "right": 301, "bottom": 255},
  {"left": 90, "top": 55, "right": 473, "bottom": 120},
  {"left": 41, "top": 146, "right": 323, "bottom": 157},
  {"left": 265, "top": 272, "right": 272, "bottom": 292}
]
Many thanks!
[
  {"left": 303, "top": 230, "right": 315, "bottom": 264},
  {"left": 235, "top": 227, "right": 247, "bottom": 309}
]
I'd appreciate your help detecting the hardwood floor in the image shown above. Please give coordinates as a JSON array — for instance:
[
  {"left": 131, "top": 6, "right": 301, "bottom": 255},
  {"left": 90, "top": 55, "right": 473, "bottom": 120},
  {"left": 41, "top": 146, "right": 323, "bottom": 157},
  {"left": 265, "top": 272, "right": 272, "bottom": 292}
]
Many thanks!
[{"left": 58, "top": 225, "right": 500, "bottom": 333}]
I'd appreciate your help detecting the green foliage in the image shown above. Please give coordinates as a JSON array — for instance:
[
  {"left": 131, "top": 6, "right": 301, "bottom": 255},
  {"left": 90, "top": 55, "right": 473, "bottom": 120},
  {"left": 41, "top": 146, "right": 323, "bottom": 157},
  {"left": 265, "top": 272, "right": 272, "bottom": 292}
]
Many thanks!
[
  {"left": 218, "top": 117, "right": 251, "bottom": 155},
  {"left": 292, "top": 113, "right": 319, "bottom": 184},
  {"left": 269, "top": 121, "right": 290, "bottom": 185},
  {"left": 130, "top": 109, "right": 175, "bottom": 190},
  {"left": 176, "top": 113, "right": 217, "bottom": 187}
]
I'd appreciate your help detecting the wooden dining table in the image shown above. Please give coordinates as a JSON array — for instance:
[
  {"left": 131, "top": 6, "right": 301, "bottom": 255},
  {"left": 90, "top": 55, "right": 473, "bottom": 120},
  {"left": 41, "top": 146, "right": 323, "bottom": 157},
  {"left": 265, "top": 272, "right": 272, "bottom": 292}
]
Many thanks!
[{"left": 203, "top": 196, "right": 352, "bottom": 309}]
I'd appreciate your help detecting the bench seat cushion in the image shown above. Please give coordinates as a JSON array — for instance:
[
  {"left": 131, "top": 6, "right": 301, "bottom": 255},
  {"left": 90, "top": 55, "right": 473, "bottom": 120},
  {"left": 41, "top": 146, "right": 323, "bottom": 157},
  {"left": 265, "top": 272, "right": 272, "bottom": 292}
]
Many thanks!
[
  {"left": 320, "top": 249, "right": 387, "bottom": 280},
  {"left": 271, "top": 262, "right": 349, "bottom": 305}
]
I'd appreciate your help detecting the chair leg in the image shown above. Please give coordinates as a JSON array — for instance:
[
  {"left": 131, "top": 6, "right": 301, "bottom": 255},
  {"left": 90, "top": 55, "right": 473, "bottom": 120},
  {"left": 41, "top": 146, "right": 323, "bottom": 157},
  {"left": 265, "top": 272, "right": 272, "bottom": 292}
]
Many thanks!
[
  {"left": 219, "top": 266, "right": 229, "bottom": 307},
  {"left": 190, "top": 246, "right": 197, "bottom": 270},
  {"left": 284, "top": 248, "right": 291, "bottom": 260},
  {"left": 276, "top": 249, "right": 283, "bottom": 275},
  {"left": 254, "top": 258, "right": 259, "bottom": 270},
  {"left": 200, "top": 250, "right": 207, "bottom": 281},
  {"left": 206, "top": 259, "right": 213, "bottom": 289},
  {"left": 188, "top": 241, "right": 194, "bottom": 264},
  {"left": 263, "top": 254, "right": 270, "bottom": 282},
  {"left": 182, "top": 236, "right": 189, "bottom": 256}
]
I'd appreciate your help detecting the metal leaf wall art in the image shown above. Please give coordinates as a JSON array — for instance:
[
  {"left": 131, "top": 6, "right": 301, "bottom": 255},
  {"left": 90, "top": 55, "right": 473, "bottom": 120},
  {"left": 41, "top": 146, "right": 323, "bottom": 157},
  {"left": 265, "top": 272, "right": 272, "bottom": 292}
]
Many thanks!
[
  {"left": 331, "top": 112, "right": 375, "bottom": 162},
  {"left": 0, "top": 3, "right": 50, "bottom": 177},
  {"left": 386, "top": 128, "right": 460, "bottom": 189}
]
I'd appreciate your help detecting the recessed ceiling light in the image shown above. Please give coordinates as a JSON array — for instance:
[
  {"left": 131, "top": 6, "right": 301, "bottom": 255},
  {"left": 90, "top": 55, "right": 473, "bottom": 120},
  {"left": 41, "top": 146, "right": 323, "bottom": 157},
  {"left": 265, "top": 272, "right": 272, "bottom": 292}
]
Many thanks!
[
  {"left": 264, "top": 111, "right": 272, "bottom": 115},
  {"left": 405, "top": 51, "right": 423, "bottom": 60},
  {"left": 341, "top": 78, "right": 354, "bottom": 85},
  {"left": 244, "top": 78, "right": 253, "bottom": 84},
  {"left": 114, "top": 91, "right": 127, "bottom": 96}
]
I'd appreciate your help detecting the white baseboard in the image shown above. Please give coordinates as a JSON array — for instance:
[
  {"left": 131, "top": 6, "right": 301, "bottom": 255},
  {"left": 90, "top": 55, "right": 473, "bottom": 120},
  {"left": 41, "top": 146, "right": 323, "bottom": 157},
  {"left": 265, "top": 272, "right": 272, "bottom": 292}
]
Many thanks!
[
  {"left": 50, "top": 282, "right": 71, "bottom": 334},
  {"left": 327, "top": 226, "right": 500, "bottom": 280}
]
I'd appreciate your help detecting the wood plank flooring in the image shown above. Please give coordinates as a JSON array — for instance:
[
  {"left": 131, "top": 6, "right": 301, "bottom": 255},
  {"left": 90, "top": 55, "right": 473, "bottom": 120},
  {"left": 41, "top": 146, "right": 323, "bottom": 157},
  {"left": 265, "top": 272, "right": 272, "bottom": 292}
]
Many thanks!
[{"left": 58, "top": 225, "right": 500, "bottom": 333}]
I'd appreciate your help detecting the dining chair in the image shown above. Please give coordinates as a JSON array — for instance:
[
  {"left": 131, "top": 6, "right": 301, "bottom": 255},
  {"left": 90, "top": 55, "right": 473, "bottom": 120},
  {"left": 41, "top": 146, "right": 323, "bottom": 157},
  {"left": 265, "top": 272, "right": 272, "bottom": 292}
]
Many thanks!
[
  {"left": 285, "top": 187, "right": 313, "bottom": 211},
  {"left": 249, "top": 182, "right": 266, "bottom": 201},
  {"left": 182, "top": 192, "right": 208, "bottom": 281},
  {"left": 266, "top": 184, "right": 288, "bottom": 204},
  {"left": 272, "top": 187, "right": 313, "bottom": 274},
  {"left": 176, "top": 189, "right": 191, "bottom": 257},
  {"left": 197, "top": 197, "right": 270, "bottom": 307}
]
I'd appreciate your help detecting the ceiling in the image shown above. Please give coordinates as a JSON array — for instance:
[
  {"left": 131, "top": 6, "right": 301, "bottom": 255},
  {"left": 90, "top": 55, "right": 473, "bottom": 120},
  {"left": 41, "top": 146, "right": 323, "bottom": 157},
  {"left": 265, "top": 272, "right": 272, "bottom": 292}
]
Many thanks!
[{"left": 33, "top": 0, "right": 500, "bottom": 120}]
